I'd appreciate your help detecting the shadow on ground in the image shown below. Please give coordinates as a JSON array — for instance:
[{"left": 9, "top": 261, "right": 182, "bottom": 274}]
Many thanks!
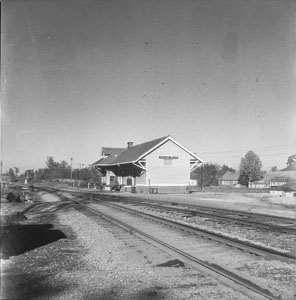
[
  {"left": 156, "top": 259, "right": 185, "bottom": 268},
  {"left": 83, "top": 286, "right": 167, "bottom": 300},
  {"left": 0, "top": 224, "right": 66, "bottom": 259},
  {"left": 1, "top": 273, "right": 70, "bottom": 300}
]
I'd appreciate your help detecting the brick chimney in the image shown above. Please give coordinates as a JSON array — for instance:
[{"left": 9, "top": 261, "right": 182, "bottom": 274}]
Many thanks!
[{"left": 127, "top": 142, "right": 133, "bottom": 148}]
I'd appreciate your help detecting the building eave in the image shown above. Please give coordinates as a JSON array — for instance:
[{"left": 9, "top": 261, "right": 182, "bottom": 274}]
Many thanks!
[
  {"left": 93, "top": 135, "right": 203, "bottom": 168},
  {"left": 93, "top": 161, "right": 136, "bottom": 167},
  {"left": 136, "top": 135, "right": 204, "bottom": 163}
]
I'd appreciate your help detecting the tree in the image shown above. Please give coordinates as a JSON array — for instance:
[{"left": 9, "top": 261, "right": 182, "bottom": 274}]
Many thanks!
[
  {"left": 237, "top": 172, "right": 249, "bottom": 187},
  {"left": 45, "top": 156, "right": 61, "bottom": 180},
  {"left": 34, "top": 168, "right": 50, "bottom": 182},
  {"left": 192, "top": 163, "right": 218, "bottom": 187},
  {"left": 271, "top": 166, "right": 278, "bottom": 172},
  {"left": 59, "top": 160, "right": 70, "bottom": 179},
  {"left": 217, "top": 164, "right": 236, "bottom": 178},
  {"left": 46, "top": 156, "right": 59, "bottom": 170},
  {"left": 286, "top": 154, "right": 296, "bottom": 167},
  {"left": 39, "top": 156, "right": 101, "bottom": 184},
  {"left": 60, "top": 160, "right": 69, "bottom": 169},
  {"left": 14, "top": 167, "right": 20, "bottom": 177},
  {"left": 89, "top": 167, "right": 101, "bottom": 184},
  {"left": 238, "top": 151, "right": 262, "bottom": 187},
  {"left": 8, "top": 168, "right": 17, "bottom": 182},
  {"left": 192, "top": 163, "right": 236, "bottom": 188}
]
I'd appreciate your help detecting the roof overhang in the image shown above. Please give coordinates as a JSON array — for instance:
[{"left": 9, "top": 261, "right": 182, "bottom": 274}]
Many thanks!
[
  {"left": 93, "top": 136, "right": 204, "bottom": 169},
  {"left": 136, "top": 135, "right": 204, "bottom": 163}
]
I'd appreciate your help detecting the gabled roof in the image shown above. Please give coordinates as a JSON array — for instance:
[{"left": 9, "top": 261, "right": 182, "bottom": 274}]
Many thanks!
[
  {"left": 281, "top": 182, "right": 296, "bottom": 191},
  {"left": 92, "top": 135, "right": 203, "bottom": 167},
  {"left": 281, "top": 165, "right": 296, "bottom": 171},
  {"left": 218, "top": 171, "right": 296, "bottom": 183},
  {"left": 262, "top": 171, "right": 296, "bottom": 183},
  {"left": 92, "top": 147, "right": 127, "bottom": 166},
  {"left": 219, "top": 171, "right": 240, "bottom": 181},
  {"left": 92, "top": 156, "right": 115, "bottom": 166},
  {"left": 101, "top": 147, "right": 126, "bottom": 157},
  {"left": 111, "top": 136, "right": 169, "bottom": 165}
]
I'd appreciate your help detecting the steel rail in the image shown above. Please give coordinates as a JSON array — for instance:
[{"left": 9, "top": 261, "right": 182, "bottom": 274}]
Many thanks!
[
  {"left": 34, "top": 185, "right": 296, "bottom": 223},
  {"left": 71, "top": 198, "right": 283, "bottom": 300},
  {"left": 34, "top": 185, "right": 296, "bottom": 231},
  {"left": 99, "top": 201, "right": 296, "bottom": 261},
  {"left": 62, "top": 189, "right": 296, "bottom": 223},
  {"left": 110, "top": 195, "right": 296, "bottom": 224},
  {"left": 112, "top": 200, "right": 296, "bottom": 234}
]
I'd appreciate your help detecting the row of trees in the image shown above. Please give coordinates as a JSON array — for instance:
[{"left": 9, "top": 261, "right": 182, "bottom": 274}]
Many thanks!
[
  {"left": 7, "top": 167, "right": 20, "bottom": 182},
  {"left": 4, "top": 153, "right": 296, "bottom": 188},
  {"left": 193, "top": 152, "right": 296, "bottom": 188},
  {"left": 238, "top": 152, "right": 296, "bottom": 186},
  {"left": 23, "top": 156, "right": 101, "bottom": 185},
  {"left": 191, "top": 151, "right": 262, "bottom": 188}
]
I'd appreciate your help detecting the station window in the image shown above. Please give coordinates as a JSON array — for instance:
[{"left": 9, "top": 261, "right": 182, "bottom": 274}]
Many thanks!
[
  {"left": 110, "top": 176, "right": 115, "bottom": 182},
  {"left": 163, "top": 158, "right": 173, "bottom": 166}
]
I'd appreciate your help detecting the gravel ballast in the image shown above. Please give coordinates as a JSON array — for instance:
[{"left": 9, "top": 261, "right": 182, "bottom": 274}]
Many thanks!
[
  {"left": 110, "top": 191, "right": 296, "bottom": 218},
  {"left": 1, "top": 207, "right": 252, "bottom": 300},
  {"left": 2, "top": 189, "right": 295, "bottom": 300}
]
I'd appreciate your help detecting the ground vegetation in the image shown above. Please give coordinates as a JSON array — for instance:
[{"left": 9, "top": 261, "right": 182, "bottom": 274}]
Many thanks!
[
  {"left": 192, "top": 163, "right": 235, "bottom": 187},
  {"left": 20, "top": 157, "right": 101, "bottom": 186},
  {"left": 286, "top": 154, "right": 296, "bottom": 167}
]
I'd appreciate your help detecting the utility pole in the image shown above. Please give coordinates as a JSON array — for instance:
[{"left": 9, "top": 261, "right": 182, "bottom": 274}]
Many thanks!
[
  {"left": 200, "top": 163, "right": 204, "bottom": 191},
  {"left": 0, "top": 161, "right": 3, "bottom": 197},
  {"left": 70, "top": 157, "right": 73, "bottom": 187},
  {"left": 78, "top": 163, "right": 81, "bottom": 188}
]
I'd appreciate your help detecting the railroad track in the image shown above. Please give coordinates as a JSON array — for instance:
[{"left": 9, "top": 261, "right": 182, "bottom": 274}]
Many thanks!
[
  {"left": 69, "top": 196, "right": 286, "bottom": 300},
  {"left": 67, "top": 191, "right": 296, "bottom": 235},
  {"left": 34, "top": 185, "right": 296, "bottom": 234},
  {"left": 105, "top": 195, "right": 296, "bottom": 232},
  {"left": 113, "top": 199, "right": 296, "bottom": 234},
  {"left": 94, "top": 200, "right": 296, "bottom": 261},
  {"left": 31, "top": 186, "right": 295, "bottom": 299}
]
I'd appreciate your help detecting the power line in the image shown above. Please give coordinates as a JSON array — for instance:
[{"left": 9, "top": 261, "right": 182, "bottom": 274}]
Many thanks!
[
  {"left": 199, "top": 143, "right": 295, "bottom": 155},
  {"left": 203, "top": 151, "right": 292, "bottom": 157}
]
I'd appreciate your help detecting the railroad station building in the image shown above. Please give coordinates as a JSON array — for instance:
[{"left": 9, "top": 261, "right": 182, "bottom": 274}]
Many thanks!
[{"left": 92, "top": 135, "right": 203, "bottom": 193}]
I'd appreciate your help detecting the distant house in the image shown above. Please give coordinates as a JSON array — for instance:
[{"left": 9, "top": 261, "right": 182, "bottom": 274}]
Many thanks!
[
  {"left": 92, "top": 135, "right": 203, "bottom": 193},
  {"left": 270, "top": 182, "right": 296, "bottom": 197},
  {"left": 0, "top": 174, "right": 10, "bottom": 192},
  {"left": 1, "top": 174, "right": 10, "bottom": 183},
  {"left": 281, "top": 164, "right": 296, "bottom": 171},
  {"left": 218, "top": 170, "right": 296, "bottom": 189},
  {"left": 270, "top": 187, "right": 284, "bottom": 197},
  {"left": 283, "top": 183, "right": 296, "bottom": 197},
  {"left": 248, "top": 177, "right": 267, "bottom": 189},
  {"left": 249, "top": 171, "right": 296, "bottom": 189},
  {"left": 218, "top": 171, "right": 240, "bottom": 187}
]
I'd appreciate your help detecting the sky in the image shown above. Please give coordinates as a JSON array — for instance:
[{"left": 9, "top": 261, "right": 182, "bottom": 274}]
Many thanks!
[{"left": 1, "top": 0, "right": 296, "bottom": 173}]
